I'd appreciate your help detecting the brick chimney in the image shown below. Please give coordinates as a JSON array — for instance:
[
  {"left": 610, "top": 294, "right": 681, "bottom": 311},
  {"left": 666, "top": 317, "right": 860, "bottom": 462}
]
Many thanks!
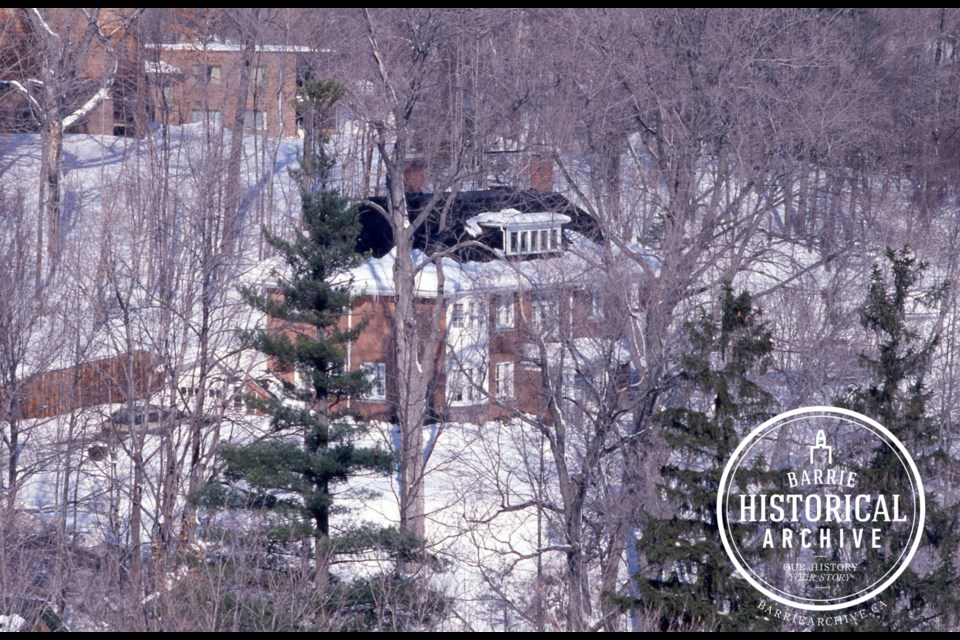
[
  {"left": 527, "top": 154, "right": 554, "bottom": 192},
  {"left": 403, "top": 156, "right": 427, "bottom": 193}
]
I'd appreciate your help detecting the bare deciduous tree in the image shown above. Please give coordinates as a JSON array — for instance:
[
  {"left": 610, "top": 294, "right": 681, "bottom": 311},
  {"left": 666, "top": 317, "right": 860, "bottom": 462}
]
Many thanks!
[{"left": 1, "top": 9, "right": 141, "bottom": 275}]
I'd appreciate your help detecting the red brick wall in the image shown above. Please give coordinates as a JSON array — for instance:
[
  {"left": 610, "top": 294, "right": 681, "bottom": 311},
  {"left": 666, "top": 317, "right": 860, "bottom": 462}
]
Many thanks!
[
  {"left": 0, "top": 8, "right": 141, "bottom": 135},
  {"left": 338, "top": 294, "right": 446, "bottom": 422},
  {"left": 264, "top": 289, "right": 318, "bottom": 387},
  {"left": 264, "top": 285, "right": 620, "bottom": 426},
  {"left": 154, "top": 46, "right": 299, "bottom": 137},
  {"left": 342, "top": 295, "right": 395, "bottom": 421}
]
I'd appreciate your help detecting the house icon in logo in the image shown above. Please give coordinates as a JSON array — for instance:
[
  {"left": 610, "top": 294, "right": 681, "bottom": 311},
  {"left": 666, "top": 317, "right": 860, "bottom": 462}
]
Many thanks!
[{"left": 810, "top": 429, "right": 833, "bottom": 465}]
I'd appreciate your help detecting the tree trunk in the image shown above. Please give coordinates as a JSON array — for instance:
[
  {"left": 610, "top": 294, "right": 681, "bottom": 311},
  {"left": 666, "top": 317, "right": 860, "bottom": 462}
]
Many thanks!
[
  {"left": 564, "top": 492, "right": 590, "bottom": 632},
  {"left": 222, "top": 23, "right": 257, "bottom": 259},
  {"left": 45, "top": 117, "right": 63, "bottom": 264},
  {"left": 392, "top": 223, "right": 428, "bottom": 546}
]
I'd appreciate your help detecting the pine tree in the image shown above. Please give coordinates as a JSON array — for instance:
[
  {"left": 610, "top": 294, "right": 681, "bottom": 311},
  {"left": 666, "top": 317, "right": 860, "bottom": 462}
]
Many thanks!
[
  {"left": 215, "top": 184, "right": 395, "bottom": 585},
  {"left": 193, "top": 82, "right": 424, "bottom": 628},
  {"left": 640, "top": 284, "right": 778, "bottom": 631},
  {"left": 839, "top": 246, "right": 959, "bottom": 631}
]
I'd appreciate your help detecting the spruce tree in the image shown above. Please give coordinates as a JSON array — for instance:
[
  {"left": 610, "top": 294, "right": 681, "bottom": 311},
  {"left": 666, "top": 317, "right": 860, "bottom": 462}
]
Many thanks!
[
  {"left": 216, "top": 183, "right": 395, "bottom": 585},
  {"left": 839, "top": 246, "right": 959, "bottom": 631},
  {"left": 640, "top": 284, "right": 778, "bottom": 631},
  {"left": 194, "top": 82, "right": 411, "bottom": 626}
]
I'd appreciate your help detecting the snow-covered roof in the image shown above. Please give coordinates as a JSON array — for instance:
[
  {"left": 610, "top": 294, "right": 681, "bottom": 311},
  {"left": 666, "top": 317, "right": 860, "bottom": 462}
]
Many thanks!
[
  {"left": 464, "top": 209, "right": 571, "bottom": 237},
  {"left": 343, "top": 231, "right": 620, "bottom": 299},
  {"left": 356, "top": 188, "right": 600, "bottom": 262},
  {"left": 148, "top": 42, "right": 316, "bottom": 54},
  {"left": 242, "top": 255, "right": 288, "bottom": 288},
  {"left": 143, "top": 60, "right": 181, "bottom": 74},
  {"left": 0, "top": 128, "right": 304, "bottom": 373}
]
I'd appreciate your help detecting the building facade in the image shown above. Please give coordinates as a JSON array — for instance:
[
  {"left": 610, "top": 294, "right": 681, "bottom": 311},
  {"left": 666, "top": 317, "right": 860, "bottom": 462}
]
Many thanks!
[
  {"left": 271, "top": 186, "right": 638, "bottom": 425},
  {"left": 0, "top": 9, "right": 309, "bottom": 138},
  {"left": 144, "top": 42, "right": 308, "bottom": 138},
  {"left": 0, "top": 351, "right": 161, "bottom": 421}
]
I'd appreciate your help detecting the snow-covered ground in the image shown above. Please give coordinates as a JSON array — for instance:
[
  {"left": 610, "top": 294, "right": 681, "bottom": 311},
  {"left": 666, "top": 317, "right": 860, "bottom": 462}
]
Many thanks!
[{"left": 14, "top": 397, "right": 562, "bottom": 630}]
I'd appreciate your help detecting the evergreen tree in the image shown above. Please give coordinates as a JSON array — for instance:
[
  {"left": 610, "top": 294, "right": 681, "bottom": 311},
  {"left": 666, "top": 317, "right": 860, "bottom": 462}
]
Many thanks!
[
  {"left": 194, "top": 82, "right": 437, "bottom": 629},
  {"left": 839, "top": 246, "right": 959, "bottom": 631},
  {"left": 296, "top": 78, "right": 346, "bottom": 190},
  {"left": 213, "top": 183, "right": 395, "bottom": 586},
  {"left": 640, "top": 284, "right": 778, "bottom": 631}
]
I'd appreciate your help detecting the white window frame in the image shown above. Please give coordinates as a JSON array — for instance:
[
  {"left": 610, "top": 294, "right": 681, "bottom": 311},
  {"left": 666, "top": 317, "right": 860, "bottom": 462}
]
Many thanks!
[
  {"left": 496, "top": 294, "right": 515, "bottom": 328},
  {"left": 190, "top": 109, "right": 222, "bottom": 127},
  {"left": 449, "top": 367, "right": 484, "bottom": 405},
  {"left": 451, "top": 299, "right": 483, "bottom": 331},
  {"left": 361, "top": 362, "right": 387, "bottom": 401},
  {"left": 531, "top": 296, "right": 554, "bottom": 334},
  {"left": 450, "top": 302, "right": 464, "bottom": 329},
  {"left": 504, "top": 225, "right": 564, "bottom": 256},
  {"left": 589, "top": 290, "right": 603, "bottom": 319},
  {"left": 207, "top": 65, "right": 223, "bottom": 85},
  {"left": 467, "top": 299, "right": 482, "bottom": 330},
  {"left": 495, "top": 361, "right": 514, "bottom": 399},
  {"left": 244, "top": 109, "right": 266, "bottom": 131},
  {"left": 252, "top": 65, "right": 267, "bottom": 88},
  {"left": 564, "top": 370, "right": 590, "bottom": 403}
]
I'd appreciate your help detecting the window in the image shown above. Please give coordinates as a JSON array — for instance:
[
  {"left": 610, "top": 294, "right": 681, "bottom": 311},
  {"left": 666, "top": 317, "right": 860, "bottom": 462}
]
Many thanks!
[
  {"left": 450, "top": 302, "right": 464, "bottom": 329},
  {"left": 531, "top": 297, "right": 553, "bottom": 334},
  {"left": 496, "top": 294, "right": 515, "bottom": 328},
  {"left": 253, "top": 66, "right": 267, "bottom": 88},
  {"left": 233, "top": 386, "right": 244, "bottom": 411},
  {"left": 449, "top": 367, "right": 483, "bottom": 404},
  {"left": 505, "top": 226, "right": 564, "bottom": 256},
  {"left": 466, "top": 300, "right": 482, "bottom": 330},
  {"left": 589, "top": 291, "right": 603, "bottom": 319},
  {"left": 532, "top": 300, "right": 544, "bottom": 332},
  {"left": 495, "top": 361, "right": 514, "bottom": 399},
  {"left": 574, "top": 372, "right": 589, "bottom": 395},
  {"left": 449, "top": 371, "right": 466, "bottom": 403},
  {"left": 361, "top": 362, "right": 387, "bottom": 400},
  {"left": 190, "top": 109, "right": 222, "bottom": 127},
  {"left": 207, "top": 65, "right": 222, "bottom": 85},
  {"left": 450, "top": 300, "right": 483, "bottom": 330},
  {"left": 243, "top": 109, "right": 266, "bottom": 131},
  {"left": 566, "top": 370, "right": 590, "bottom": 403},
  {"left": 161, "top": 84, "right": 173, "bottom": 104}
]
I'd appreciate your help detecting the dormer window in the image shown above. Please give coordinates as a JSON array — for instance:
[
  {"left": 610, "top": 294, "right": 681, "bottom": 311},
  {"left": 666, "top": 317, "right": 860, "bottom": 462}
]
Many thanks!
[
  {"left": 505, "top": 223, "right": 564, "bottom": 256},
  {"left": 464, "top": 208, "right": 571, "bottom": 257}
]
